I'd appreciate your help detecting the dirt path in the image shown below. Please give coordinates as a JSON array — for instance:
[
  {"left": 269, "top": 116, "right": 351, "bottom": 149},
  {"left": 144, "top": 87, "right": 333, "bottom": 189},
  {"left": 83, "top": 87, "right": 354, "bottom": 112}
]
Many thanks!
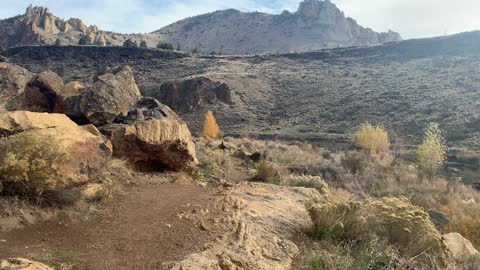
[{"left": 0, "top": 180, "right": 230, "bottom": 269}]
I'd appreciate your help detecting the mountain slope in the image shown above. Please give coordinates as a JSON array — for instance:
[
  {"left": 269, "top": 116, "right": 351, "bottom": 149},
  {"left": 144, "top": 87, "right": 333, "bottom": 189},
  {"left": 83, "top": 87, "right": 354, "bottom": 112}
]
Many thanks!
[
  {"left": 2, "top": 31, "right": 479, "bottom": 151},
  {"left": 153, "top": 0, "right": 401, "bottom": 54},
  {"left": 0, "top": 1, "right": 401, "bottom": 54}
]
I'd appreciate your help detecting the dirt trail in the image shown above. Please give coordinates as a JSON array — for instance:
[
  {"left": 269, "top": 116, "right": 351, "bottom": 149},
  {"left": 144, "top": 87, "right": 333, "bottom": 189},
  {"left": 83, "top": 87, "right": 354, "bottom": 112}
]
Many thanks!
[{"left": 0, "top": 180, "right": 230, "bottom": 270}]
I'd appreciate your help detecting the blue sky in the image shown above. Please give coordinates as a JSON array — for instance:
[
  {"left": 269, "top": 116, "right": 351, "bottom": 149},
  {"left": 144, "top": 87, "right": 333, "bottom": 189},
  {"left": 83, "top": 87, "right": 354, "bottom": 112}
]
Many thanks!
[{"left": 1, "top": 0, "right": 479, "bottom": 39}]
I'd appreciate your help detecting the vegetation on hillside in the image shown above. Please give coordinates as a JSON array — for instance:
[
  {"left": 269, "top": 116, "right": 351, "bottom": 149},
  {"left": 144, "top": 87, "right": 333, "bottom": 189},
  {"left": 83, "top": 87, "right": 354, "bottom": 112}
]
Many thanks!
[{"left": 203, "top": 111, "right": 221, "bottom": 139}]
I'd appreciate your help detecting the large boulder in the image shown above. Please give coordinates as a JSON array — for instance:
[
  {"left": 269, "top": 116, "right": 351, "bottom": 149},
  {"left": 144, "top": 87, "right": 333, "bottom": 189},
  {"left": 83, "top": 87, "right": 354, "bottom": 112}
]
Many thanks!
[
  {"left": 0, "top": 258, "right": 52, "bottom": 270},
  {"left": 157, "top": 77, "right": 232, "bottom": 114},
  {"left": 20, "top": 70, "right": 64, "bottom": 112},
  {"left": 100, "top": 118, "right": 197, "bottom": 171},
  {"left": 0, "top": 111, "right": 112, "bottom": 189},
  {"left": 443, "top": 233, "right": 480, "bottom": 259},
  {"left": 78, "top": 65, "right": 141, "bottom": 125},
  {"left": 0, "top": 63, "right": 34, "bottom": 112}
]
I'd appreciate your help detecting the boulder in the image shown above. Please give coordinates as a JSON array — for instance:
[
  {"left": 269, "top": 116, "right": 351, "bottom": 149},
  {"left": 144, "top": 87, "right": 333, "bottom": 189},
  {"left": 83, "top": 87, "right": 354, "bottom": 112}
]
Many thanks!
[
  {"left": 428, "top": 210, "right": 450, "bottom": 227},
  {"left": 0, "top": 55, "right": 7, "bottom": 62},
  {"left": 0, "top": 258, "right": 52, "bottom": 270},
  {"left": 157, "top": 77, "right": 232, "bottom": 113},
  {"left": 78, "top": 65, "right": 141, "bottom": 125},
  {"left": 100, "top": 117, "right": 197, "bottom": 171},
  {"left": 443, "top": 233, "right": 480, "bottom": 259},
  {"left": 0, "top": 63, "right": 34, "bottom": 112},
  {"left": 21, "top": 71, "right": 64, "bottom": 112},
  {"left": 0, "top": 111, "right": 112, "bottom": 188},
  {"left": 53, "top": 81, "right": 86, "bottom": 122}
]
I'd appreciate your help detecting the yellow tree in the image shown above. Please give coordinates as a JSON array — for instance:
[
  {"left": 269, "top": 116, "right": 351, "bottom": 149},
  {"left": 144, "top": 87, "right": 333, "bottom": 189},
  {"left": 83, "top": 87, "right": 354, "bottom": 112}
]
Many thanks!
[
  {"left": 417, "top": 122, "right": 447, "bottom": 179},
  {"left": 203, "top": 111, "right": 221, "bottom": 138},
  {"left": 355, "top": 122, "right": 390, "bottom": 156}
]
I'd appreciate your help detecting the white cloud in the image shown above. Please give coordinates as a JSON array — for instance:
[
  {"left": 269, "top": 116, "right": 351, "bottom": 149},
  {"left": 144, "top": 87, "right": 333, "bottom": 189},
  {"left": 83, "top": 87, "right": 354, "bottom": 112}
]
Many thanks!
[{"left": 1, "top": 0, "right": 479, "bottom": 39}]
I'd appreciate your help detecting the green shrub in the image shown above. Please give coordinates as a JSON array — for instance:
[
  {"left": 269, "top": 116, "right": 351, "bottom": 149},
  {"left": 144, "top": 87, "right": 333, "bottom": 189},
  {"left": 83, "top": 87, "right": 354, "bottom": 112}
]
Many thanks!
[{"left": 0, "top": 132, "right": 69, "bottom": 196}]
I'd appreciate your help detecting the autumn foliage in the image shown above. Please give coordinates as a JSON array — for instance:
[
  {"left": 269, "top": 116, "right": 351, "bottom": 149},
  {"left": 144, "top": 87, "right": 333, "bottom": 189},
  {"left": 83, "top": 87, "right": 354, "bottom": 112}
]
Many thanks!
[
  {"left": 203, "top": 111, "right": 221, "bottom": 138},
  {"left": 417, "top": 122, "right": 447, "bottom": 178},
  {"left": 355, "top": 122, "right": 390, "bottom": 156}
]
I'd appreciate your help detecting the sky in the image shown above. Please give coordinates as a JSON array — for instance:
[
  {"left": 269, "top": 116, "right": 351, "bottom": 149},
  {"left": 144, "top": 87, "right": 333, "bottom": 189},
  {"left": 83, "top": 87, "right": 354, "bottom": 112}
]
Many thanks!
[{"left": 0, "top": 0, "right": 479, "bottom": 39}]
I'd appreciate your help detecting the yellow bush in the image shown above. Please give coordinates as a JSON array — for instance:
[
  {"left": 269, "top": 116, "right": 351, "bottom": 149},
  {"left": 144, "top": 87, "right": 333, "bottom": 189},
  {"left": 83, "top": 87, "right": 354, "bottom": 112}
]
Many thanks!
[
  {"left": 308, "top": 196, "right": 448, "bottom": 266},
  {"left": 417, "top": 122, "right": 447, "bottom": 178},
  {"left": 0, "top": 132, "right": 69, "bottom": 196},
  {"left": 203, "top": 111, "right": 221, "bottom": 138},
  {"left": 355, "top": 122, "right": 390, "bottom": 156}
]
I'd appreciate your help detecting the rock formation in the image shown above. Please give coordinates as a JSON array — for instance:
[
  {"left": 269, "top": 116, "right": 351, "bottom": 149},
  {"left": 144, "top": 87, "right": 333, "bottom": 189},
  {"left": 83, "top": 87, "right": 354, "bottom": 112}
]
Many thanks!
[
  {"left": 0, "top": 111, "right": 113, "bottom": 188},
  {"left": 157, "top": 77, "right": 233, "bottom": 113},
  {"left": 153, "top": 0, "right": 402, "bottom": 54},
  {"left": 0, "top": 62, "right": 198, "bottom": 171},
  {"left": 0, "top": 5, "right": 113, "bottom": 50},
  {"left": 0, "top": 1, "right": 400, "bottom": 54},
  {"left": 100, "top": 97, "right": 198, "bottom": 171}
]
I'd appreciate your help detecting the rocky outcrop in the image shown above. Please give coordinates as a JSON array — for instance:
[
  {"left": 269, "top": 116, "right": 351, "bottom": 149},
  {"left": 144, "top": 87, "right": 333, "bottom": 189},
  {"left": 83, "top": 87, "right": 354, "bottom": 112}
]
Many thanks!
[
  {"left": 157, "top": 77, "right": 232, "bottom": 113},
  {"left": 0, "top": 258, "right": 52, "bottom": 270},
  {"left": 0, "top": 111, "right": 112, "bottom": 188},
  {"left": 168, "top": 183, "right": 320, "bottom": 269},
  {"left": 443, "top": 233, "right": 480, "bottom": 259},
  {"left": 0, "top": 63, "right": 34, "bottom": 112},
  {"left": 0, "top": 5, "right": 114, "bottom": 50},
  {"left": 153, "top": 0, "right": 401, "bottom": 54}
]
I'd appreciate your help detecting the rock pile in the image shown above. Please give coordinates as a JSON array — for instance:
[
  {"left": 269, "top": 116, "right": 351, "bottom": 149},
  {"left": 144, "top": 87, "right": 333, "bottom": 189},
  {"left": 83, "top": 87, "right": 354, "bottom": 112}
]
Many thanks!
[{"left": 0, "top": 63, "right": 197, "bottom": 174}]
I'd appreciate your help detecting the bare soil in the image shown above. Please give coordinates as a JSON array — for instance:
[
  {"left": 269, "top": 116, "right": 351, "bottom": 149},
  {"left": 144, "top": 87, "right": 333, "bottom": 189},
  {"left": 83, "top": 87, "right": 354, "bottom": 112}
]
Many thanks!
[{"left": 0, "top": 178, "right": 230, "bottom": 270}]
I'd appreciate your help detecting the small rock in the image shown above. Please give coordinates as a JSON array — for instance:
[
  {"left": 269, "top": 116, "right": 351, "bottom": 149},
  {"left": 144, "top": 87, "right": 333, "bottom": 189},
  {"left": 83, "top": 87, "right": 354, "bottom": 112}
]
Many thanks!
[
  {"left": 249, "top": 152, "right": 263, "bottom": 162},
  {"left": 428, "top": 210, "right": 450, "bottom": 227}
]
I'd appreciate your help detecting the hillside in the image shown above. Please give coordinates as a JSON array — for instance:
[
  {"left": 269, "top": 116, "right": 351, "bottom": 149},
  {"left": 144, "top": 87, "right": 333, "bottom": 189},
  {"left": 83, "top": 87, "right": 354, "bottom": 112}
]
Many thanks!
[
  {"left": 153, "top": 0, "right": 401, "bottom": 54},
  {"left": 2, "top": 31, "right": 479, "bottom": 153},
  {"left": 0, "top": 1, "right": 400, "bottom": 54}
]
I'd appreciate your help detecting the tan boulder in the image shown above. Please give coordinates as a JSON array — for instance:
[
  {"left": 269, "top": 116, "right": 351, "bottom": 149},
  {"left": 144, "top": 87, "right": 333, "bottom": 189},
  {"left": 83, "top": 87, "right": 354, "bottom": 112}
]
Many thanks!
[
  {"left": 0, "top": 63, "right": 34, "bottom": 112},
  {"left": 100, "top": 118, "right": 197, "bottom": 171},
  {"left": 0, "top": 258, "right": 52, "bottom": 270},
  {"left": 53, "top": 81, "right": 85, "bottom": 116},
  {"left": 443, "top": 233, "right": 480, "bottom": 259},
  {"left": 0, "top": 111, "right": 112, "bottom": 188}
]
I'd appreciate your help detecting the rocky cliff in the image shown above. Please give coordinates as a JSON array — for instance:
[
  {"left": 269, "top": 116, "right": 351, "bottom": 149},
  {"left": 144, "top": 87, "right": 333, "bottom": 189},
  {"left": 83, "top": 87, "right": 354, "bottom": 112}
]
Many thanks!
[
  {"left": 0, "top": 5, "right": 112, "bottom": 51},
  {"left": 0, "top": 1, "right": 401, "bottom": 54},
  {"left": 153, "top": 0, "right": 402, "bottom": 54}
]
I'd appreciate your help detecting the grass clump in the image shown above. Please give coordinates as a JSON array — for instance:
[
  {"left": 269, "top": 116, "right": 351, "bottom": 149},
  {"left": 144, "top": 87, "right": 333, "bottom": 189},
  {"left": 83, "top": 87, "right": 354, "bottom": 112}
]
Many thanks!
[{"left": 0, "top": 132, "right": 69, "bottom": 196}]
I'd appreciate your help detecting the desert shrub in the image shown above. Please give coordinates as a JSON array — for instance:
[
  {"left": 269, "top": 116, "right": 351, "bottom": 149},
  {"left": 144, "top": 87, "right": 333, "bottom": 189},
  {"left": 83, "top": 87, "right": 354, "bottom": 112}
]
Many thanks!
[
  {"left": 252, "top": 159, "right": 286, "bottom": 184},
  {"left": 0, "top": 132, "right": 69, "bottom": 196},
  {"left": 306, "top": 237, "right": 404, "bottom": 270},
  {"left": 417, "top": 122, "right": 447, "bottom": 178},
  {"left": 139, "top": 40, "right": 147, "bottom": 48},
  {"left": 355, "top": 122, "right": 390, "bottom": 156},
  {"left": 157, "top": 42, "right": 174, "bottom": 50},
  {"left": 307, "top": 196, "right": 447, "bottom": 266},
  {"left": 203, "top": 111, "right": 222, "bottom": 139},
  {"left": 123, "top": 39, "right": 138, "bottom": 48},
  {"left": 448, "top": 219, "right": 480, "bottom": 249},
  {"left": 282, "top": 175, "right": 328, "bottom": 194},
  {"left": 341, "top": 152, "right": 365, "bottom": 174}
]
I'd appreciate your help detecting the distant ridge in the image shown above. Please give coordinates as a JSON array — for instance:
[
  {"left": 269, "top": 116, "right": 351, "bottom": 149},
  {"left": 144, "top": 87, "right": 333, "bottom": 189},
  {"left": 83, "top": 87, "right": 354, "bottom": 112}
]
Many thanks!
[{"left": 0, "top": 0, "right": 401, "bottom": 54}]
